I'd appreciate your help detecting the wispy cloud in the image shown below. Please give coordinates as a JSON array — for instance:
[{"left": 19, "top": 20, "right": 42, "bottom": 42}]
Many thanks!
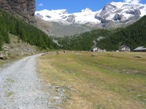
[
  {"left": 124, "top": 0, "right": 141, "bottom": 4},
  {"left": 38, "top": 3, "right": 43, "bottom": 7}
]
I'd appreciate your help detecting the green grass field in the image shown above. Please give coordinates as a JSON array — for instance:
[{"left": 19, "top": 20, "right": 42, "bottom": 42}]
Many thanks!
[{"left": 37, "top": 51, "right": 146, "bottom": 109}]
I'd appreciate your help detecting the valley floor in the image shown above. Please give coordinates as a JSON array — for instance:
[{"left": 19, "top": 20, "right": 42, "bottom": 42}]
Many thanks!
[
  {"left": 0, "top": 51, "right": 146, "bottom": 109},
  {"left": 38, "top": 51, "right": 146, "bottom": 109}
]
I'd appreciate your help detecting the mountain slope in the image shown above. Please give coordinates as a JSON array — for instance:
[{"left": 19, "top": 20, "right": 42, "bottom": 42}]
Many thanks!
[
  {"left": 56, "top": 15, "right": 146, "bottom": 51},
  {"left": 36, "top": 2, "right": 146, "bottom": 26},
  {"left": 0, "top": 0, "right": 35, "bottom": 23},
  {"left": 98, "top": 15, "right": 146, "bottom": 50},
  {"left": 35, "top": 17, "right": 92, "bottom": 37},
  {"left": 56, "top": 29, "right": 111, "bottom": 50},
  {"left": 0, "top": 10, "right": 58, "bottom": 51},
  {"left": 35, "top": 1, "right": 146, "bottom": 37}
]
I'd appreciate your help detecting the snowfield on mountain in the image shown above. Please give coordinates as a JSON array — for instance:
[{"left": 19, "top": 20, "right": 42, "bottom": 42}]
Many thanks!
[{"left": 35, "top": 1, "right": 146, "bottom": 25}]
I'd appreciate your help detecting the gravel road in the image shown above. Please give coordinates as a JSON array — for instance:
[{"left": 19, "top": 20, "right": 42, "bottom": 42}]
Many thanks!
[{"left": 0, "top": 55, "right": 64, "bottom": 109}]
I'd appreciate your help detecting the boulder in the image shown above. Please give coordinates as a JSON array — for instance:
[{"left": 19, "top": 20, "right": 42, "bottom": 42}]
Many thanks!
[{"left": 0, "top": 54, "right": 7, "bottom": 60}]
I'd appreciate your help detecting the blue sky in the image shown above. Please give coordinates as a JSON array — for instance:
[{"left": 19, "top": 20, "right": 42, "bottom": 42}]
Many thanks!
[{"left": 36, "top": 0, "right": 146, "bottom": 13}]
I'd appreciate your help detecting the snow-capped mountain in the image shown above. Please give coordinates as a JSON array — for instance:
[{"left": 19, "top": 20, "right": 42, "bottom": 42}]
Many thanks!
[
  {"left": 96, "top": 2, "right": 146, "bottom": 22},
  {"left": 35, "top": 1, "right": 146, "bottom": 26},
  {"left": 35, "top": 8, "right": 99, "bottom": 25}
]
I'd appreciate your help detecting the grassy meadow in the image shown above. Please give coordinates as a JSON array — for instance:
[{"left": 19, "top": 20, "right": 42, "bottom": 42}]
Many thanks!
[{"left": 37, "top": 51, "right": 146, "bottom": 109}]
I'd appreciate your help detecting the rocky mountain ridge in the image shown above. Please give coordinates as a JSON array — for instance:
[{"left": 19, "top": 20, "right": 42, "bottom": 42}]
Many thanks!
[
  {"left": 36, "top": 2, "right": 146, "bottom": 27},
  {"left": 0, "top": 0, "right": 35, "bottom": 23}
]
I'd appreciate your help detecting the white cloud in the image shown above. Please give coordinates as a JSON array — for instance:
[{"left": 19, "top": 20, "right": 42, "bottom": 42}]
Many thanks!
[
  {"left": 124, "top": 0, "right": 140, "bottom": 4},
  {"left": 39, "top": 3, "right": 43, "bottom": 6}
]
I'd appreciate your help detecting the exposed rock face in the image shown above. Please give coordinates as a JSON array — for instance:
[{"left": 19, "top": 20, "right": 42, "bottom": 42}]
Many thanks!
[{"left": 0, "top": 0, "right": 35, "bottom": 23}]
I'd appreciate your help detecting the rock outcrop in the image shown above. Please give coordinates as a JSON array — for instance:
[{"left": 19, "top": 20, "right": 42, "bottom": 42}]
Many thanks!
[{"left": 0, "top": 0, "right": 35, "bottom": 23}]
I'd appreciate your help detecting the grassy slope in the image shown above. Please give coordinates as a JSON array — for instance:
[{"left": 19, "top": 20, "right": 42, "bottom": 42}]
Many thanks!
[{"left": 38, "top": 52, "right": 146, "bottom": 109}]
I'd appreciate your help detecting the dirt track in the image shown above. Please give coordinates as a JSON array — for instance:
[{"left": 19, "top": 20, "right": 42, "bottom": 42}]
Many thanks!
[{"left": 0, "top": 55, "right": 64, "bottom": 109}]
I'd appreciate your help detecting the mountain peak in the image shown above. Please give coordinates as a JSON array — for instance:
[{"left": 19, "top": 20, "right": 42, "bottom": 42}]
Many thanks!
[
  {"left": 124, "top": 0, "right": 140, "bottom": 4},
  {"left": 110, "top": 2, "right": 125, "bottom": 8},
  {"left": 81, "top": 8, "right": 93, "bottom": 13},
  {"left": 51, "top": 9, "right": 68, "bottom": 14},
  {"left": 36, "top": 1, "right": 146, "bottom": 26}
]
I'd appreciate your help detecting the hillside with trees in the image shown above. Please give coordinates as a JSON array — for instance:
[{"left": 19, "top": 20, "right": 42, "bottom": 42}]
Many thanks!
[
  {"left": 0, "top": 10, "right": 58, "bottom": 51},
  {"left": 57, "top": 15, "right": 146, "bottom": 51},
  {"left": 98, "top": 15, "right": 146, "bottom": 50},
  {"left": 57, "top": 29, "right": 111, "bottom": 50}
]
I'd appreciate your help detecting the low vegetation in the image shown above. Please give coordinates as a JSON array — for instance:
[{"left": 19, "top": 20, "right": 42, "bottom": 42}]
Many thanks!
[{"left": 38, "top": 51, "right": 146, "bottom": 109}]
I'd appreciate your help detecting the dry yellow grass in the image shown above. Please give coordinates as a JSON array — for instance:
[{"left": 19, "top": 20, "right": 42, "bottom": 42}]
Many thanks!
[{"left": 37, "top": 51, "right": 146, "bottom": 109}]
